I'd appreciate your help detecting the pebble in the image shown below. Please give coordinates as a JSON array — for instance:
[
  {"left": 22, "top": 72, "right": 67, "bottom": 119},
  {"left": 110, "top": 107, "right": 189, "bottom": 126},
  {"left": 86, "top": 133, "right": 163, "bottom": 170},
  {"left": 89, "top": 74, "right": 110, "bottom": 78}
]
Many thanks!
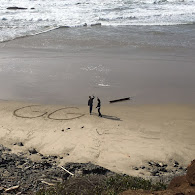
[
  {"left": 14, "top": 142, "right": 24, "bottom": 146},
  {"left": 28, "top": 148, "right": 38, "bottom": 154}
]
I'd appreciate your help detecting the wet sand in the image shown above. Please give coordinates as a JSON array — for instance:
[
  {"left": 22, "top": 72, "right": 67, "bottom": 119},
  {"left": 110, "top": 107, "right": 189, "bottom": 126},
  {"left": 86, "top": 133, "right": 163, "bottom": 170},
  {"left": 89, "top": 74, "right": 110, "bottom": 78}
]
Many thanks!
[{"left": 0, "top": 26, "right": 195, "bottom": 105}]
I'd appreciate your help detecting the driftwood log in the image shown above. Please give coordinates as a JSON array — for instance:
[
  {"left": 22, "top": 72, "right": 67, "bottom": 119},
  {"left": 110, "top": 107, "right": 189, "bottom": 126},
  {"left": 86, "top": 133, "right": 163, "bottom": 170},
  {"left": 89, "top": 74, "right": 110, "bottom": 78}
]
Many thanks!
[
  {"left": 109, "top": 97, "right": 130, "bottom": 103},
  {"left": 5, "top": 185, "right": 20, "bottom": 192},
  {"left": 60, "top": 166, "right": 74, "bottom": 176},
  {"left": 41, "top": 181, "right": 55, "bottom": 186}
]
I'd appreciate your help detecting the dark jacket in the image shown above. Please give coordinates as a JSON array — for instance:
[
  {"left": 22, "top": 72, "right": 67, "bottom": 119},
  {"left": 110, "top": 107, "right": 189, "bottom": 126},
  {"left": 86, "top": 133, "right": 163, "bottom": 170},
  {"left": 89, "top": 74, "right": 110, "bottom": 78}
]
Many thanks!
[
  {"left": 88, "top": 96, "right": 94, "bottom": 106},
  {"left": 96, "top": 99, "right": 101, "bottom": 108}
]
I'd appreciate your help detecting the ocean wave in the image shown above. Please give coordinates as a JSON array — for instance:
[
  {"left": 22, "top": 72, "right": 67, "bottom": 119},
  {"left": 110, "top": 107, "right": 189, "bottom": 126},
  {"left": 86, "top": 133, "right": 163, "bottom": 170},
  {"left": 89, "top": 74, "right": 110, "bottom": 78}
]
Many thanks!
[
  {"left": 0, "top": 0, "right": 195, "bottom": 42},
  {"left": 0, "top": 26, "right": 59, "bottom": 43}
]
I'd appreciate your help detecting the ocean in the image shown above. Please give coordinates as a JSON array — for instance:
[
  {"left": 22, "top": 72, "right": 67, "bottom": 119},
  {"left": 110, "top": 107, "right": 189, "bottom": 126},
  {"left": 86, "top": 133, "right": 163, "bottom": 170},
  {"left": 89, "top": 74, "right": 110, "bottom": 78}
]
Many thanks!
[{"left": 0, "top": 0, "right": 195, "bottom": 43}]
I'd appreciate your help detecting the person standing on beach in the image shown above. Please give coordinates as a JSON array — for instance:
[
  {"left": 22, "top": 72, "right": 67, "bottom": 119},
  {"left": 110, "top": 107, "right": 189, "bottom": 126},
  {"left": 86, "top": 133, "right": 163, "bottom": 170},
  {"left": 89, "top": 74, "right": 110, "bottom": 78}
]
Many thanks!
[
  {"left": 96, "top": 97, "right": 102, "bottom": 117},
  {"left": 88, "top": 96, "right": 95, "bottom": 115}
]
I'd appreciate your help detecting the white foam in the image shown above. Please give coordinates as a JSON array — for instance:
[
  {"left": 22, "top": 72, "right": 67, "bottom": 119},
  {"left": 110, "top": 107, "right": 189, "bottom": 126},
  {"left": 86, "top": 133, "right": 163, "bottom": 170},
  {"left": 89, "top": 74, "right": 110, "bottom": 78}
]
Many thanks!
[
  {"left": 0, "top": 0, "right": 195, "bottom": 42},
  {"left": 98, "top": 84, "right": 110, "bottom": 87}
]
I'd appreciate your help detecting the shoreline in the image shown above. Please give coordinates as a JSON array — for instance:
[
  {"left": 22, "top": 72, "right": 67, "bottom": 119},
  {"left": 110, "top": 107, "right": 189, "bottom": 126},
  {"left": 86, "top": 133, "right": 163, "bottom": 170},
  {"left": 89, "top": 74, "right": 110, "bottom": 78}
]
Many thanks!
[{"left": 0, "top": 26, "right": 195, "bottom": 105}]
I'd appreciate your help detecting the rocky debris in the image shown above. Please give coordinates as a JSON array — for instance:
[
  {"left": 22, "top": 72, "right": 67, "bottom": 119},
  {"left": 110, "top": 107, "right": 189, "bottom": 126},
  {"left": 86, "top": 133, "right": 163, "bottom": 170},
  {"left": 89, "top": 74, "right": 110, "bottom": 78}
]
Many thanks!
[
  {"left": 133, "top": 159, "right": 187, "bottom": 184},
  {"left": 0, "top": 187, "right": 4, "bottom": 192},
  {"left": 121, "top": 159, "right": 195, "bottom": 195},
  {"left": 7, "top": 7, "right": 27, "bottom": 10},
  {"left": 64, "top": 162, "right": 114, "bottom": 177},
  {"left": 0, "top": 144, "right": 116, "bottom": 194},
  {"left": 166, "top": 159, "right": 195, "bottom": 194},
  {"left": 0, "top": 144, "right": 65, "bottom": 193},
  {"left": 1, "top": 143, "right": 194, "bottom": 194},
  {"left": 0, "top": 145, "right": 11, "bottom": 152}
]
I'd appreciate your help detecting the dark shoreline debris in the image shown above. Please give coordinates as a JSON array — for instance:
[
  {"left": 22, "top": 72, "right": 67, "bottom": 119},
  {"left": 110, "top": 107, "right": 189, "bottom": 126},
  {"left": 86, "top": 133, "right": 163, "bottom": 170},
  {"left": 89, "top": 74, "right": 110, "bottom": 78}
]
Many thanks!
[
  {"left": 7, "top": 6, "right": 27, "bottom": 10},
  {"left": 109, "top": 97, "right": 131, "bottom": 103}
]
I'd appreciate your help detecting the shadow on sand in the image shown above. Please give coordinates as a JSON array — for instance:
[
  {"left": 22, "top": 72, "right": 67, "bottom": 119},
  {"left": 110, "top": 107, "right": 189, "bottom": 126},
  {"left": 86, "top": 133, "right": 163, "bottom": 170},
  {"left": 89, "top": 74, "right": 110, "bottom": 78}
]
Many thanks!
[
  {"left": 102, "top": 114, "right": 121, "bottom": 121},
  {"left": 92, "top": 113, "right": 121, "bottom": 121}
]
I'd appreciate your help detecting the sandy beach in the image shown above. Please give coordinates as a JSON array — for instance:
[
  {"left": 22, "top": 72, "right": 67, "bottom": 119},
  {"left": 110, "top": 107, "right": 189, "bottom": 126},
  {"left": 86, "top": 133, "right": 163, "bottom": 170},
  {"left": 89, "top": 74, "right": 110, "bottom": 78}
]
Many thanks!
[
  {"left": 0, "top": 26, "right": 195, "bottom": 181},
  {"left": 0, "top": 100, "right": 194, "bottom": 178},
  {"left": 1, "top": 1, "right": 195, "bottom": 193}
]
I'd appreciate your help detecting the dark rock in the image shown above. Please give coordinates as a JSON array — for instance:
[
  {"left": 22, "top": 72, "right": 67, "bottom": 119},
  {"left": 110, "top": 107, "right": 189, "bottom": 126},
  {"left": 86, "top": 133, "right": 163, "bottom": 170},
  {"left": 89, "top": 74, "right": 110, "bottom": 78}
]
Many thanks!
[
  {"left": 17, "top": 160, "right": 26, "bottom": 165},
  {"left": 41, "top": 161, "right": 52, "bottom": 168},
  {"left": 155, "top": 163, "right": 161, "bottom": 167},
  {"left": 28, "top": 148, "right": 38, "bottom": 154},
  {"left": 174, "top": 161, "right": 179, "bottom": 167},
  {"left": 133, "top": 167, "right": 139, "bottom": 170},
  {"left": 14, "top": 142, "right": 24, "bottom": 146},
  {"left": 91, "top": 23, "right": 101, "bottom": 26},
  {"left": 0, "top": 187, "right": 4, "bottom": 192},
  {"left": 7, "top": 6, "right": 27, "bottom": 10},
  {"left": 159, "top": 167, "right": 168, "bottom": 172},
  {"left": 162, "top": 163, "right": 168, "bottom": 167},
  {"left": 151, "top": 169, "right": 159, "bottom": 176},
  {"left": 66, "top": 128, "right": 70, "bottom": 130},
  {"left": 174, "top": 161, "right": 179, "bottom": 165},
  {"left": 148, "top": 161, "right": 156, "bottom": 166},
  {"left": 41, "top": 156, "right": 48, "bottom": 160},
  {"left": 140, "top": 166, "right": 145, "bottom": 169}
]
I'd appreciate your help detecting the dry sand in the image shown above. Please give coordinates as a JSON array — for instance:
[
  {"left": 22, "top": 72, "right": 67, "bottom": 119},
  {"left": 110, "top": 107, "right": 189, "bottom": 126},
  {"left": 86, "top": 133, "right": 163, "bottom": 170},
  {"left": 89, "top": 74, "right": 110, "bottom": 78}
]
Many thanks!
[{"left": 0, "top": 100, "right": 194, "bottom": 177}]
